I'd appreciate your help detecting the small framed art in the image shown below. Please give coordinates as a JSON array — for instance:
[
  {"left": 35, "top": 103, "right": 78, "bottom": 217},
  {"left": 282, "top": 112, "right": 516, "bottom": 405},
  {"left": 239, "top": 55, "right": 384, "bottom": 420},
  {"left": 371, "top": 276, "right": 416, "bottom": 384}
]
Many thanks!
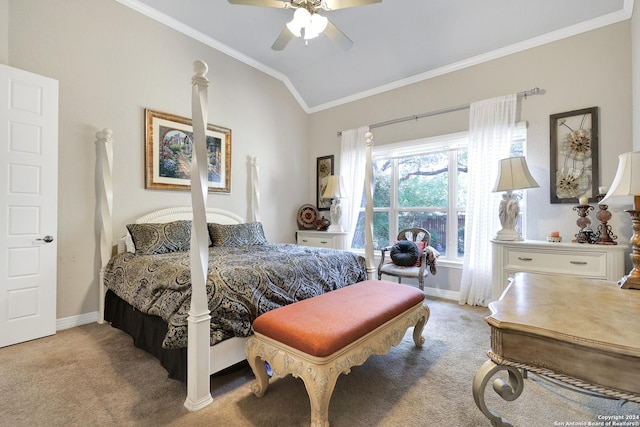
[
  {"left": 144, "top": 108, "right": 231, "bottom": 193},
  {"left": 316, "top": 155, "right": 334, "bottom": 211}
]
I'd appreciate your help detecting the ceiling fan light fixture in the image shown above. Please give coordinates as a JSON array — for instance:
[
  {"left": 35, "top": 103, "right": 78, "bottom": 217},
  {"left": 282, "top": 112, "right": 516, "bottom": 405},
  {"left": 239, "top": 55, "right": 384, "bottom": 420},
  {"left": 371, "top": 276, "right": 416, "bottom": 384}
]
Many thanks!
[
  {"left": 286, "top": 19, "right": 303, "bottom": 37},
  {"left": 303, "top": 28, "right": 320, "bottom": 40},
  {"left": 292, "top": 7, "right": 311, "bottom": 25},
  {"left": 286, "top": 6, "right": 327, "bottom": 40},
  {"left": 310, "top": 13, "right": 328, "bottom": 33}
]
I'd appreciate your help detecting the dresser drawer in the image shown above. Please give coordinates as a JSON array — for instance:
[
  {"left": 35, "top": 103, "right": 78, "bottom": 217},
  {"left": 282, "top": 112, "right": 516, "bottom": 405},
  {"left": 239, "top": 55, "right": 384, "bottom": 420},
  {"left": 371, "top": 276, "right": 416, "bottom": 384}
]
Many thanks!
[
  {"left": 505, "top": 249, "right": 607, "bottom": 278},
  {"left": 297, "top": 235, "right": 334, "bottom": 248},
  {"left": 297, "top": 231, "right": 347, "bottom": 250}
]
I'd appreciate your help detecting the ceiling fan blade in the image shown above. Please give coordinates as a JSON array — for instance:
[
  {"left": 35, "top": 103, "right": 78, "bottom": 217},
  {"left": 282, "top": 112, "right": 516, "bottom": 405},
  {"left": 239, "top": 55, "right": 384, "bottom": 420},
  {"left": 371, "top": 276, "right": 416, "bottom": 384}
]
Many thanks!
[
  {"left": 271, "top": 26, "right": 295, "bottom": 50},
  {"left": 322, "top": 0, "right": 381, "bottom": 10},
  {"left": 323, "top": 19, "right": 353, "bottom": 50},
  {"left": 228, "top": 0, "right": 289, "bottom": 8}
]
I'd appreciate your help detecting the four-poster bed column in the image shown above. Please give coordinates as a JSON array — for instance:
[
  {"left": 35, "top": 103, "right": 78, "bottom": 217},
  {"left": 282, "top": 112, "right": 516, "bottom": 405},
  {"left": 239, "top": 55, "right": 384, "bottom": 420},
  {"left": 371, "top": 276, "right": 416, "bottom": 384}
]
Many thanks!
[
  {"left": 364, "top": 131, "right": 375, "bottom": 278},
  {"left": 184, "top": 59, "right": 213, "bottom": 411},
  {"left": 96, "top": 128, "right": 113, "bottom": 324},
  {"left": 252, "top": 156, "right": 261, "bottom": 222}
]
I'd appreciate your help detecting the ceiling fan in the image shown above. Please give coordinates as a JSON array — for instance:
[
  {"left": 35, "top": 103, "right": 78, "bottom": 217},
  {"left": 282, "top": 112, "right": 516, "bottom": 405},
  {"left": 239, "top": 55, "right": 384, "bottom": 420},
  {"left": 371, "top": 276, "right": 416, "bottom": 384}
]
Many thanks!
[{"left": 228, "top": 0, "right": 381, "bottom": 51}]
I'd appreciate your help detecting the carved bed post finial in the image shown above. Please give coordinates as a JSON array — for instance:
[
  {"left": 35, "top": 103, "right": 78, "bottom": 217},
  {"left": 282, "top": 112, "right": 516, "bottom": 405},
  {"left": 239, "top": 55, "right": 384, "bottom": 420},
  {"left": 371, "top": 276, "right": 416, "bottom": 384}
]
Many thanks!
[
  {"left": 364, "top": 131, "right": 375, "bottom": 278},
  {"left": 185, "top": 59, "right": 213, "bottom": 412},
  {"left": 193, "top": 59, "right": 208, "bottom": 78},
  {"left": 96, "top": 128, "right": 113, "bottom": 324}
]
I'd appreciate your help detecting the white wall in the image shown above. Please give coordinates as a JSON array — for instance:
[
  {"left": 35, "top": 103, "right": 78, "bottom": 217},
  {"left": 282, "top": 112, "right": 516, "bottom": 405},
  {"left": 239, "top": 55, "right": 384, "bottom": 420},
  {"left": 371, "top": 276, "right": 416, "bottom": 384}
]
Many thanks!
[
  {"left": 7, "top": 0, "right": 309, "bottom": 320},
  {"left": 309, "top": 21, "right": 634, "bottom": 293},
  {"left": 634, "top": 0, "right": 640, "bottom": 151},
  {"left": 0, "top": 0, "right": 7, "bottom": 64}
]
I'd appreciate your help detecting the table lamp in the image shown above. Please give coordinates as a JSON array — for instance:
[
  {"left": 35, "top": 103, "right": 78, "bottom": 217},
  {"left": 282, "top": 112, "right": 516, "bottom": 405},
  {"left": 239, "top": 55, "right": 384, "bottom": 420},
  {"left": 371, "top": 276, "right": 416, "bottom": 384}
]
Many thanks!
[
  {"left": 322, "top": 175, "right": 347, "bottom": 232},
  {"left": 492, "top": 156, "right": 539, "bottom": 241},
  {"left": 600, "top": 151, "right": 640, "bottom": 289}
]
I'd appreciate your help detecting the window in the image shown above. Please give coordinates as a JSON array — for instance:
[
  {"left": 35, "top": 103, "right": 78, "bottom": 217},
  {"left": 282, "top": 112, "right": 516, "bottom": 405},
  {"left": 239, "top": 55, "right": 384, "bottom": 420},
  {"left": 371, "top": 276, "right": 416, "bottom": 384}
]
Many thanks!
[
  {"left": 350, "top": 133, "right": 467, "bottom": 260},
  {"left": 350, "top": 125, "right": 526, "bottom": 261}
]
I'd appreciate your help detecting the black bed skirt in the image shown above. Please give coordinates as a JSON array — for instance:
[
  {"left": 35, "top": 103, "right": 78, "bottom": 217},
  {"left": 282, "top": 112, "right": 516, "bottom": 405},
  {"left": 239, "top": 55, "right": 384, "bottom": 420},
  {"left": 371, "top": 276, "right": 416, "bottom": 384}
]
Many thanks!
[{"left": 104, "top": 290, "right": 188, "bottom": 382}]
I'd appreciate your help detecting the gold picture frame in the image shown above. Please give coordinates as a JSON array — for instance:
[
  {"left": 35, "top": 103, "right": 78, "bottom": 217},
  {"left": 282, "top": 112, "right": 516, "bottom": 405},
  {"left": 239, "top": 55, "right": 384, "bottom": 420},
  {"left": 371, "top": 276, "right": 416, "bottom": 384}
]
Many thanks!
[
  {"left": 549, "top": 107, "right": 599, "bottom": 204},
  {"left": 144, "top": 108, "right": 231, "bottom": 193}
]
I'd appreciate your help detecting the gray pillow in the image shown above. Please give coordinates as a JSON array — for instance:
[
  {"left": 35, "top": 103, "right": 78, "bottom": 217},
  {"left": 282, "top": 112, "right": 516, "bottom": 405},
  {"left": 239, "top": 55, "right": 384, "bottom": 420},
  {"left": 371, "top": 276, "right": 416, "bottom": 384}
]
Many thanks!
[
  {"left": 126, "top": 220, "right": 191, "bottom": 255},
  {"left": 208, "top": 222, "right": 268, "bottom": 247}
]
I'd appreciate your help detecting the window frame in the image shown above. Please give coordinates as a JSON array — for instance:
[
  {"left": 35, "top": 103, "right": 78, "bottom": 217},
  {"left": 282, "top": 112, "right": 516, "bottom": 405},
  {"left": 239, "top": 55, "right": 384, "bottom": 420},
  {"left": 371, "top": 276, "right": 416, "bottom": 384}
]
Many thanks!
[
  {"left": 354, "top": 132, "right": 468, "bottom": 262},
  {"left": 350, "top": 123, "right": 527, "bottom": 264}
]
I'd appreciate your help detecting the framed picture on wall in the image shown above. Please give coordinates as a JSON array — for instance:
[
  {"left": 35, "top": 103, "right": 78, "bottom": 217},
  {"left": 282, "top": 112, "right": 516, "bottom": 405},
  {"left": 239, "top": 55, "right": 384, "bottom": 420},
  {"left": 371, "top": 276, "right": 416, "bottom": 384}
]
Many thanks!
[
  {"left": 549, "top": 107, "right": 599, "bottom": 204},
  {"left": 144, "top": 108, "right": 232, "bottom": 193},
  {"left": 316, "top": 155, "right": 334, "bottom": 211}
]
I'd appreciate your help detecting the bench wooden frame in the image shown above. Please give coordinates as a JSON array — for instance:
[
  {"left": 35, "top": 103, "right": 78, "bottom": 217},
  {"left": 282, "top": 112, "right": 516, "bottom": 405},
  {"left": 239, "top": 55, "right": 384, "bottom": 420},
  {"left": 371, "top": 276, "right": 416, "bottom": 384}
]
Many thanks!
[{"left": 245, "top": 297, "right": 429, "bottom": 427}]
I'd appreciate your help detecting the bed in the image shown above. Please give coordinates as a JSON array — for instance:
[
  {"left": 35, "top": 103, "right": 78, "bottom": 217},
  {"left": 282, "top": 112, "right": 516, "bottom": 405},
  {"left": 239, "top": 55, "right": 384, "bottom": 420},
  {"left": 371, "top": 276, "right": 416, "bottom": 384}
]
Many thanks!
[
  {"left": 96, "top": 60, "right": 377, "bottom": 410},
  {"left": 101, "top": 207, "right": 367, "bottom": 382}
]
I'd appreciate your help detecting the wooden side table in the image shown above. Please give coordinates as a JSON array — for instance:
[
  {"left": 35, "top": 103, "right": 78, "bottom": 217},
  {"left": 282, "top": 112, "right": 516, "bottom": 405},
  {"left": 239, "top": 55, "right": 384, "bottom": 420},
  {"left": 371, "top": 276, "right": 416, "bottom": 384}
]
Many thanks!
[{"left": 472, "top": 273, "right": 640, "bottom": 426}]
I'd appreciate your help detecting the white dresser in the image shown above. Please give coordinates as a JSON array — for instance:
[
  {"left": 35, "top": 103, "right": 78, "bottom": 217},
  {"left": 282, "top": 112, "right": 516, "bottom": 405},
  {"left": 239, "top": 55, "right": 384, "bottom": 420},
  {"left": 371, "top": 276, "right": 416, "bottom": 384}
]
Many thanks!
[
  {"left": 491, "top": 240, "right": 628, "bottom": 300},
  {"left": 296, "top": 230, "right": 348, "bottom": 250}
]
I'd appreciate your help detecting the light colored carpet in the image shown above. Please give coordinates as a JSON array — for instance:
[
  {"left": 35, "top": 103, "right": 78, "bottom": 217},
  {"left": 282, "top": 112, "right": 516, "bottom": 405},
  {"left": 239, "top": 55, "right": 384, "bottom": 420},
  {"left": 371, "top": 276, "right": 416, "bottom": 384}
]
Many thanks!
[{"left": 1, "top": 297, "right": 637, "bottom": 426}]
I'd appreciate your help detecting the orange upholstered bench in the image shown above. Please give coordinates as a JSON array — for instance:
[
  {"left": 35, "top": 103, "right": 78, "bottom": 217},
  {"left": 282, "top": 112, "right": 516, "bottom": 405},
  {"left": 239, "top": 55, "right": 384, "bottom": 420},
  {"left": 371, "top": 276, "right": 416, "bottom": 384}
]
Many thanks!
[{"left": 245, "top": 279, "right": 430, "bottom": 427}]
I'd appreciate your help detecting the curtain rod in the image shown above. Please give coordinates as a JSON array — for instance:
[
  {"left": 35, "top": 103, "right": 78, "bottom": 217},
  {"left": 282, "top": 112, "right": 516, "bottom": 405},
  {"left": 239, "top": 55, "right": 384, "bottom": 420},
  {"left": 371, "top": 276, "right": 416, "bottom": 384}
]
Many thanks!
[{"left": 336, "top": 87, "right": 542, "bottom": 137}]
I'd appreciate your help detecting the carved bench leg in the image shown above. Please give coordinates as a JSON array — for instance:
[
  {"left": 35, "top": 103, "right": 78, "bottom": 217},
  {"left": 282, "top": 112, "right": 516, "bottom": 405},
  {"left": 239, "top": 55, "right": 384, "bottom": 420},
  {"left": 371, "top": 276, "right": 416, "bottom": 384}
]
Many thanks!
[
  {"left": 412, "top": 306, "right": 430, "bottom": 347},
  {"left": 300, "top": 364, "right": 341, "bottom": 427},
  {"left": 246, "top": 339, "right": 270, "bottom": 397}
]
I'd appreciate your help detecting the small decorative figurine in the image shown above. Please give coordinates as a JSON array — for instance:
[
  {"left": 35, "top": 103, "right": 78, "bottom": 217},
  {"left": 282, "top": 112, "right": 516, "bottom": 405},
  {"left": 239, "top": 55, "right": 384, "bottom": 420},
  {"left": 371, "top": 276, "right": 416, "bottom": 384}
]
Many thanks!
[
  {"left": 594, "top": 192, "right": 617, "bottom": 245},
  {"left": 316, "top": 216, "right": 330, "bottom": 231},
  {"left": 573, "top": 202, "right": 596, "bottom": 244}
]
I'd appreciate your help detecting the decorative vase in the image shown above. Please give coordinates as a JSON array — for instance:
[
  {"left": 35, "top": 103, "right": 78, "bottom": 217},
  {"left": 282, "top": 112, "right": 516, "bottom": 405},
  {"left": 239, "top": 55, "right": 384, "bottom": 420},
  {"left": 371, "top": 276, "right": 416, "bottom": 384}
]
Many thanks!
[{"left": 316, "top": 216, "right": 330, "bottom": 231}]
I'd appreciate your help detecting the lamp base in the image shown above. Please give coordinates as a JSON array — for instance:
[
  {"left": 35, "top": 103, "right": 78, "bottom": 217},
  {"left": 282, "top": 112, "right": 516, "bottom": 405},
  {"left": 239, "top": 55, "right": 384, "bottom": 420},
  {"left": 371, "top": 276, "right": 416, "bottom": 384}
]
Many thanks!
[
  {"left": 619, "top": 209, "right": 640, "bottom": 290},
  {"left": 328, "top": 198, "right": 344, "bottom": 233},
  {"left": 495, "top": 191, "right": 522, "bottom": 241},
  {"left": 494, "top": 228, "right": 523, "bottom": 241},
  {"left": 619, "top": 273, "right": 640, "bottom": 290},
  {"left": 327, "top": 224, "right": 344, "bottom": 233}
]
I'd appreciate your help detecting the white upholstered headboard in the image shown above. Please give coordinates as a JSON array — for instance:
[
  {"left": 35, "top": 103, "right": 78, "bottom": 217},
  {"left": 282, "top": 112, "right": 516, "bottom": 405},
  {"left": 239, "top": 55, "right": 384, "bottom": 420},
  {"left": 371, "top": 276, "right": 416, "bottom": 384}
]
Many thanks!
[{"left": 119, "top": 206, "right": 245, "bottom": 254}]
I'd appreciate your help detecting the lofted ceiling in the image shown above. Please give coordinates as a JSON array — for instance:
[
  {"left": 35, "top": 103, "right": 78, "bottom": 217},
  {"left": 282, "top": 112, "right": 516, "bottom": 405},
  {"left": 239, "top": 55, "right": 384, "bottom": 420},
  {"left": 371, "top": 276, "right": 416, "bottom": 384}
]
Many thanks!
[{"left": 121, "top": 0, "right": 632, "bottom": 112}]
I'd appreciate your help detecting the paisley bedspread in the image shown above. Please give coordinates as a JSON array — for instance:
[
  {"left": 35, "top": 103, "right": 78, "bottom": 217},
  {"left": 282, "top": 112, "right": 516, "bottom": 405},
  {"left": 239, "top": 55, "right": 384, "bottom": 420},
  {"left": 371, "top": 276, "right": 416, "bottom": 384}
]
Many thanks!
[{"left": 103, "top": 244, "right": 367, "bottom": 349}]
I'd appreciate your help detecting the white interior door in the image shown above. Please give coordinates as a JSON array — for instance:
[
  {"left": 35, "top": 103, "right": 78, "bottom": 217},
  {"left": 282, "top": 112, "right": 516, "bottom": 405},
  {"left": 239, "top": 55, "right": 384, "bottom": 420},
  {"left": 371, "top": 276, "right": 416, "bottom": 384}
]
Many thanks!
[{"left": 0, "top": 64, "right": 58, "bottom": 347}]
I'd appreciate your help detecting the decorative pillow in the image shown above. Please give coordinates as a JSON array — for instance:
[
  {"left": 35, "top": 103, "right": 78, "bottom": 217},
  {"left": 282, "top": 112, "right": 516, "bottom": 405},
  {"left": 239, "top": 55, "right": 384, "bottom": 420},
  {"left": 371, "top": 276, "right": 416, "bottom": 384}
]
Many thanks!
[
  {"left": 208, "top": 222, "right": 268, "bottom": 247},
  {"left": 390, "top": 240, "right": 420, "bottom": 266},
  {"left": 126, "top": 220, "right": 192, "bottom": 255},
  {"left": 413, "top": 241, "right": 427, "bottom": 267}
]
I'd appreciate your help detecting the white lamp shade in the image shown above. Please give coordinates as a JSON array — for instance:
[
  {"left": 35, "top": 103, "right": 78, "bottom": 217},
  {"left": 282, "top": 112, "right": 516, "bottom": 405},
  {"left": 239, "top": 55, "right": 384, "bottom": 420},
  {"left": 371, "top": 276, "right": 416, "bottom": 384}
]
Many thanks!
[
  {"left": 493, "top": 156, "right": 539, "bottom": 192},
  {"left": 322, "top": 175, "right": 347, "bottom": 199},
  {"left": 601, "top": 151, "right": 640, "bottom": 203}
]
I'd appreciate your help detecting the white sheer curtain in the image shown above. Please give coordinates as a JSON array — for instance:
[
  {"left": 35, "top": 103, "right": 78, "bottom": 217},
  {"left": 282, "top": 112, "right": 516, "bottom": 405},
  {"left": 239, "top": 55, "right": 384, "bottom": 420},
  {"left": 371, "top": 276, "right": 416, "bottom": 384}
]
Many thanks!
[
  {"left": 459, "top": 94, "right": 517, "bottom": 306},
  {"left": 339, "top": 126, "right": 369, "bottom": 245}
]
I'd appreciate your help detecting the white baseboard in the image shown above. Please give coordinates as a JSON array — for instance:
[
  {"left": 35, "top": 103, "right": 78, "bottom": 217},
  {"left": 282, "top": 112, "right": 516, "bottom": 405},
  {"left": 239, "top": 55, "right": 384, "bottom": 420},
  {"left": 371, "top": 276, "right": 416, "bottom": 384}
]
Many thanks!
[
  {"left": 424, "top": 287, "right": 459, "bottom": 302},
  {"left": 56, "top": 311, "right": 99, "bottom": 331}
]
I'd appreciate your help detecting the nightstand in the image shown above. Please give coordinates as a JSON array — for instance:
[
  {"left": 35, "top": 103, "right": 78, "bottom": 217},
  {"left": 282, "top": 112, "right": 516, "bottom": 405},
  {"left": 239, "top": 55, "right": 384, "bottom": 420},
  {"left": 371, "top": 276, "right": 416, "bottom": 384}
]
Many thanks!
[
  {"left": 296, "top": 230, "right": 348, "bottom": 250},
  {"left": 491, "top": 239, "right": 628, "bottom": 300}
]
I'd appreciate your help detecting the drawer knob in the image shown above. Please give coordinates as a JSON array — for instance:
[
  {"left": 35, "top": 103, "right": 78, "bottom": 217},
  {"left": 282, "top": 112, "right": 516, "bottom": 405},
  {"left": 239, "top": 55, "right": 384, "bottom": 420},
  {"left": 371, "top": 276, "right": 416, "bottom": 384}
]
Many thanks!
[
  {"left": 517, "top": 257, "right": 533, "bottom": 261},
  {"left": 570, "top": 261, "right": 588, "bottom": 265}
]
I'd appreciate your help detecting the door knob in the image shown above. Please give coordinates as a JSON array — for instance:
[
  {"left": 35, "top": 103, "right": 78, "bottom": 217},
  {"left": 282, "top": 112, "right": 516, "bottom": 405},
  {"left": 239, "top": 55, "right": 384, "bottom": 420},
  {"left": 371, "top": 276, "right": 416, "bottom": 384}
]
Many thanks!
[{"left": 37, "top": 235, "right": 54, "bottom": 243}]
